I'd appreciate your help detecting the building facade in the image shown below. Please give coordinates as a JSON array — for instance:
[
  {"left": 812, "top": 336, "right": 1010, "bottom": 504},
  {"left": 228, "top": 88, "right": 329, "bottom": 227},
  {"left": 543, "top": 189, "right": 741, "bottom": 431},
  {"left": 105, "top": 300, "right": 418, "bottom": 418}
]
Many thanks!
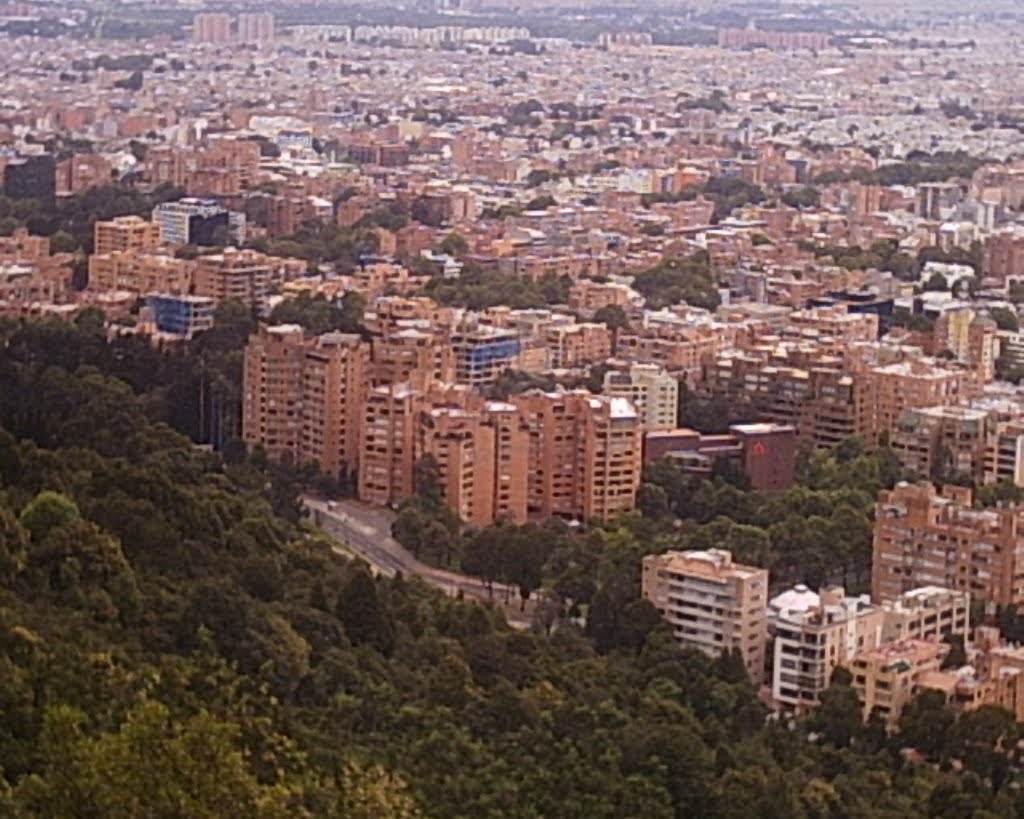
[
  {"left": 93, "top": 216, "right": 161, "bottom": 256},
  {"left": 642, "top": 549, "right": 768, "bottom": 683},
  {"left": 603, "top": 363, "right": 678, "bottom": 432},
  {"left": 145, "top": 294, "right": 214, "bottom": 338},
  {"left": 243, "top": 325, "right": 368, "bottom": 481},
  {"left": 872, "top": 482, "right": 1024, "bottom": 606}
]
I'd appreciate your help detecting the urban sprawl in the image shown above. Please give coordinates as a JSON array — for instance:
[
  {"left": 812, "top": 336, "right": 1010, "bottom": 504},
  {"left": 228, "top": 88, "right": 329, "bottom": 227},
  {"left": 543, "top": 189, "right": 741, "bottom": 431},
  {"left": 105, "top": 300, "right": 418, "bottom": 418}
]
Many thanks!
[{"left": 6, "top": 0, "right": 1024, "bottom": 732}]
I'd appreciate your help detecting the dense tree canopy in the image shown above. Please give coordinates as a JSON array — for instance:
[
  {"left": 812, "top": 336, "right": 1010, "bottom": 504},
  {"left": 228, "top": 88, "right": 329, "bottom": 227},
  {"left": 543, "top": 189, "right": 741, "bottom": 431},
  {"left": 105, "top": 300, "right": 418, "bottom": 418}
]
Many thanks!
[
  {"left": 631, "top": 251, "right": 719, "bottom": 310},
  {"left": 1, "top": 316, "right": 1024, "bottom": 816},
  {"left": 422, "top": 265, "right": 571, "bottom": 309}
]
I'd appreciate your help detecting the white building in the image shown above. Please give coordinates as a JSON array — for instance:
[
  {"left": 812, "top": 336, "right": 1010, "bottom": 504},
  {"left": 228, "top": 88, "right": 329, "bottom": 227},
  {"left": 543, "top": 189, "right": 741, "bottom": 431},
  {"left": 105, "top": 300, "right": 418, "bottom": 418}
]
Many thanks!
[
  {"left": 152, "top": 198, "right": 246, "bottom": 246},
  {"left": 770, "top": 584, "right": 970, "bottom": 713},
  {"left": 603, "top": 362, "right": 679, "bottom": 431}
]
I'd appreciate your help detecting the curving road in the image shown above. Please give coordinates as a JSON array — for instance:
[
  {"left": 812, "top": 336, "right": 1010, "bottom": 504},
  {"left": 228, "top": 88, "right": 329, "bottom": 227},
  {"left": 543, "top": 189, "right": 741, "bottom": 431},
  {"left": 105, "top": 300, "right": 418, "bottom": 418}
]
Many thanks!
[{"left": 303, "top": 497, "right": 531, "bottom": 628}]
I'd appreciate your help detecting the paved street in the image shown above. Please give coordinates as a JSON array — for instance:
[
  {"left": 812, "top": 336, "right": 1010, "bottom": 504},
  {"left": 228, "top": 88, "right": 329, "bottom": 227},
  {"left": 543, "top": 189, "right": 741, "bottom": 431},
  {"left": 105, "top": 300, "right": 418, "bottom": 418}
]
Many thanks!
[{"left": 303, "top": 497, "right": 532, "bottom": 628}]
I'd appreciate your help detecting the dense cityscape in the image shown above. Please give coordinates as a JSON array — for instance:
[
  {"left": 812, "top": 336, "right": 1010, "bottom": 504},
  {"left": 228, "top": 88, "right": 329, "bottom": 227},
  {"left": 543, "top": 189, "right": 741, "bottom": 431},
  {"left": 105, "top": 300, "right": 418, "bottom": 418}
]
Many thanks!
[{"left": 5, "top": 0, "right": 1024, "bottom": 815}]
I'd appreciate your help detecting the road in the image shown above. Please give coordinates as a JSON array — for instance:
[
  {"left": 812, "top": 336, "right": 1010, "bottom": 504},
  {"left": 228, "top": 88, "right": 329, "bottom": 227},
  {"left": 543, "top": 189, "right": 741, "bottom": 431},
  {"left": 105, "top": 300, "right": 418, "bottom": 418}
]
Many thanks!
[{"left": 303, "top": 497, "right": 532, "bottom": 628}]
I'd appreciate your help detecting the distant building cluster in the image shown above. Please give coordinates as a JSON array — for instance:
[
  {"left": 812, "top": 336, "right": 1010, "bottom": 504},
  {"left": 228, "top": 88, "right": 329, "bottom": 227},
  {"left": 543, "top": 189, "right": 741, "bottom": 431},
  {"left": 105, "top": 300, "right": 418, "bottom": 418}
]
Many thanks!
[
  {"left": 717, "top": 26, "right": 832, "bottom": 51},
  {"left": 242, "top": 319, "right": 643, "bottom": 526},
  {"left": 192, "top": 12, "right": 275, "bottom": 45}
]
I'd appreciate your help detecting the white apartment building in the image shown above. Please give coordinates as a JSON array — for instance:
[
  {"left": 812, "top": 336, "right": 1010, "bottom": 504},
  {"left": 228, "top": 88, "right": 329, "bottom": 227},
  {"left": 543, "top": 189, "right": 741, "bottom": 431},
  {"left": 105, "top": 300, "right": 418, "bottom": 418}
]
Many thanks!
[
  {"left": 603, "top": 362, "right": 679, "bottom": 432},
  {"left": 770, "top": 584, "right": 970, "bottom": 713}
]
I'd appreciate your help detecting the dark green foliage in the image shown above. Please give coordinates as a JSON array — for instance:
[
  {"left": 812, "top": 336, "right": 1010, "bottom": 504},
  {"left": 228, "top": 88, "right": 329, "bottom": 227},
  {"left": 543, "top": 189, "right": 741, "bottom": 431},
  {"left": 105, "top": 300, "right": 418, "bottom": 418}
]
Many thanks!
[
  {"left": 0, "top": 319, "right": 1022, "bottom": 817},
  {"left": 593, "top": 303, "right": 629, "bottom": 330},
  {"left": 247, "top": 220, "right": 379, "bottom": 273},
  {"left": 800, "top": 237, "right": 918, "bottom": 278},
  {"left": 813, "top": 151, "right": 987, "bottom": 187},
  {"left": 422, "top": 265, "right": 570, "bottom": 310},
  {"left": 639, "top": 175, "right": 763, "bottom": 222},
  {"left": 267, "top": 291, "right": 365, "bottom": 335},
  {"left": 18, "top": 491, "right": 79, "bottom": 543},
  {"left": 990, "top": 306, "right": 1019, "bottom": 333},
  {"left": 917, "top": 242, "right": 984, "bottom": 276},
  {"left": 637, "top": 439, "right": 901, "bottom": 588},
  {"left": 9, "top": 182, "right": 184, "bottom": 254},
  {"left": 439, "top": 231, "right": 468, "bottom": 256},
  {"left": 677, "top": 89, "right": 731, "bottom": 113},
  {"left": 631, "top": 251, "right": 719, "bottom": 310},
  {"left": 808, "top": 668, "right": 863, "bottom": 748},
  {"left": 781, "top": 186, "right": 821, "bottom": 209}
]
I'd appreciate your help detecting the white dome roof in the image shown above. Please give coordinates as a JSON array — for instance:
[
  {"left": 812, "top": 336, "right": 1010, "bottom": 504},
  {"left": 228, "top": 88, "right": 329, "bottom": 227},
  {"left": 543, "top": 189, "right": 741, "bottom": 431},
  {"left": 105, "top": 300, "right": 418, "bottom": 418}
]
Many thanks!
[{"left": 769, "top": 584, "right": 820, "bottom": 615}]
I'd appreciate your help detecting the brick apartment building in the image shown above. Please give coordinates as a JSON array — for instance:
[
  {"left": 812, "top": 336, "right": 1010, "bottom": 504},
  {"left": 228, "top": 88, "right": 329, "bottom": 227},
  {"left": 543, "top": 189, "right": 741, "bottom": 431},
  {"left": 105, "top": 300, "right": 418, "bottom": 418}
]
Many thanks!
[
  {"left": 93, "top": 215, "right": 162, "bottom": 256},
  {"left": 513, "top": 390, "right": 641, "bottom": 522},
  {"left": 644, "top": 422, "right": 798, "bottom": 491},
  {"left": 702, "top": 344, "right": 970, "bottom": 448},
  {"left": 242, "top": 325, "right": 368, "bottom": 481},
  {"left": 88, "top": 250, "right": 193, "bottom": 295},
  {"left": 358, "top": 382, "right": 642, "bottom": 525},
  {"left": 872, "top": 482, "right": 1024, "bottom": 606},
  {"left": 193, "top": 249, "right": 306, "bottom": 309},
  {"left": 887, "top": 404, "right": 1024, "bottom": 486}
]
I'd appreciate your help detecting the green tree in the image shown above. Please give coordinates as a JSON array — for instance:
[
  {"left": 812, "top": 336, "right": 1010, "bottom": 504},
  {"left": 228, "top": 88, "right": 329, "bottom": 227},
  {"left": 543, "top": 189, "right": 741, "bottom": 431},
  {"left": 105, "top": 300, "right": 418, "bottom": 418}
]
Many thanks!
[
  {"left": 593, "top": 304, "right": 629, "bottom": 330},
  {"left": 898, "top": 687, "right": 955, "bottom": 759},
  {"left": 807, "top": 666, "right": 863, "bottom": 748},
  {"left": 439, "top": 231, "right": 468, "bottom": 256},
  {"left": 335, "top": 564, "right": 395, "bottom": 655},
  {"left": 990, "top": 306, "right": 1019, "bottom": 332},
  {"left": 12, "top": 701, "right": 293, "bottom": 819},
  {"left": 18, "top": 491, "right": 80, "bottom": 543},
  {"left": 334, "top": 762, "right": 423, "bottom": 819},
  {"left": 0, "top": 507, "right": 28, "bottom": 582}
]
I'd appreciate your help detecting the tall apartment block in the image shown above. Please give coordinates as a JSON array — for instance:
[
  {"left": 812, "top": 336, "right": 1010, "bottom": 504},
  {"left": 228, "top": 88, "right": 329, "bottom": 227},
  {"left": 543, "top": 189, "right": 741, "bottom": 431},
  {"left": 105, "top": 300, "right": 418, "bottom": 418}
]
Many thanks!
[
  {"left": 358, "top": 379, "right": 524, "bottom": 525},
  {"left": 705, "top": 348, "right": 858, "bottom": 447},
  {"left": 983, "top": 231, "right": 1024, "bottom": 281},
  {"left": 243, "top": 324, "right": 307, "bottom": 460},
  {"left": 360, "top": 382, "right": 419, "bottom": 509},
  {"left": 359, "top": 385, "right": 638, "bottom": 525},
  {"left": 237, "top": 12, "right": 275, "bottom": 43},
  {"left": 702, "top": 345, "right": 970, "bottom": 448},
  {"left": 934, "top": 307, "right": 998, "bottom": 381},
  {"left": 603, "top": 363, "right": 679, "bottom": 431},
  {"left": 417, "top": 401, "right": 529, "bottom": 526},
  {"left": 642, "top": 549, "right": 768, "bottom": 683},
  {"left": 369, "top": 327, "right": 455, "bottom": 386},
  {"left": 513, "top": 391, "right": 641, "bottom": 522},
  {"left": 147, "top": 142, "right": 261, "bottom": 198},
  {"left": 891, "top": 405, "right": 995, "bottom": 485},
  {"left": 243, "top": 325, "right": 368, "bottom": 481},
  {"left": 192, "top": 13, "right": 232, "bottom": 44},
  {"left": 872, "top": 482, "right": 1024, "bottom": 606},
  {"left": 301, "top": 333, "right": 368, "bottom": 479},
  {"left": 93, "top": 216, "right": 161, "bottom": 256},
  {"left": 858, "top": 359, "right": 970, "bottom": 443}
]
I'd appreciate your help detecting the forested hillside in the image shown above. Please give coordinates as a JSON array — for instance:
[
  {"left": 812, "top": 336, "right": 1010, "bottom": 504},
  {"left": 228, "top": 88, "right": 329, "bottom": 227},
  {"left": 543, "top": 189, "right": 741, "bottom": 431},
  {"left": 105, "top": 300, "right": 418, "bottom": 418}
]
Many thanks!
[{"left": 0, "top": 314, "right": 1023, "bottom": 817}]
